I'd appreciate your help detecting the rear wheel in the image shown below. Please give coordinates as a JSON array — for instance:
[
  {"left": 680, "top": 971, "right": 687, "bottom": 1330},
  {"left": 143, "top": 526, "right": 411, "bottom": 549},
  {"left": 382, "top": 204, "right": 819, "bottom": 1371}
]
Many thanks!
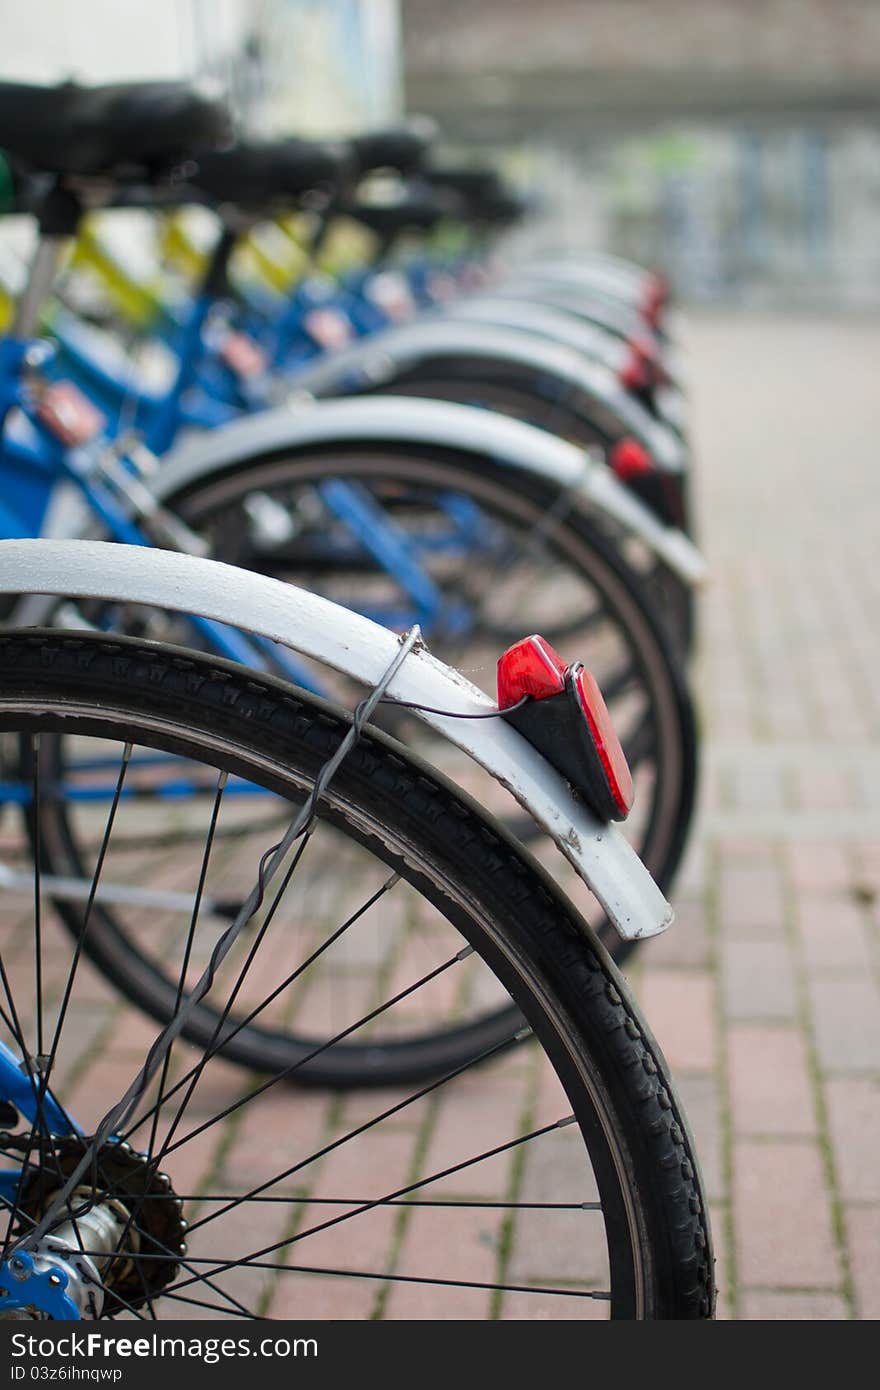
[
  {"left": 0, "top": 631, "right": 713, "bottom": 1318},
  {"left": 31, "top": 446, "right": 698, "bottom": 1083},
  {"left": 170, "top": 442, "right": 698, "bottom": 896}
]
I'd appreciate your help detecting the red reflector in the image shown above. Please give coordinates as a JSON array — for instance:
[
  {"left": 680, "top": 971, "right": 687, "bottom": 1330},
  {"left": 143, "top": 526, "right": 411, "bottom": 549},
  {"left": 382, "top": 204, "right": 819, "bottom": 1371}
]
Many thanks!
[
  {"left": 609, "top": 437, "right": 653, "bottom": 481},
  {"left": 619, "top": 344, "right": 651, "bottom": 392},
  {"left": 627, "top": 332, "right": 670, "bottom": 388},
  {"left": 35, "top": 381, "right": 106, "bottom": 447},
  {"left": 497, "top": 635, "right": 567, "bottom": 709},
  {"left": 303, "top": 306, "right": 354, "bottom": 351},
  {"left": 572, "top": 666, "right": 634, "bottom": 818},
  {"left": 641, "top": 273, "right": 669, "bottom": 328},
  {"left": 219, "top": 331, "right": 268, "bottom": 380}
]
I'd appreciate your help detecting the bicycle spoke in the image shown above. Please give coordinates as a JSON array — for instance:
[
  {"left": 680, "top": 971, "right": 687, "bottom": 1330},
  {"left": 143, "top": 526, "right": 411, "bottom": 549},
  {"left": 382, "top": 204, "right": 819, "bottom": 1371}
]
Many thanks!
[
  {"left": 41, "top": 744, "right": 133, "bottom": 1094},
  {"left": 76, "top": 1249, "right": 611, "bottom": 1304},
  {"left": 147, "top": 1195, "right": 602, "bottom": 1211},
  {"left": 138, "top": 826, "right": 317, "bottom": 1165},
  {"left": 183, "top": 1029, "right": 535, "bottom": 1244},
  {"left": 155, "top": 1289, "right": 254, "bottom": 1317},
  {"left": 155, "top": 1114, "right": 573, "bottom": 1298},
  {"left": 144, "top": 773, "right": 227, "bottom": 1161},
  {"left": 122, "top": 869, "right": 402, "bottom": 1146},
  {"left": 30, "top": 736, "right": 44, "bottom": 1060},
  {"left": 179, "top": 1262, "right": 610, "bottom": 1302},
  {"left": 15, "top": 631, "right": 423, "bottom": 1254},
  {"left": 0, "top": 955, "right": 56, "bottom": 1258},
  {"left": 163, "top": 947, "right": 472, "bottom": 1163}
]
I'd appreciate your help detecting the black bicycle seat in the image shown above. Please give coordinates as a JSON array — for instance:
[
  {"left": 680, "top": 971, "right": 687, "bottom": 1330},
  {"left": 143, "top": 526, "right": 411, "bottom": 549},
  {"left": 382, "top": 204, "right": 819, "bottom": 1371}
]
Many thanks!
[
  {"left": 425, "top": 166, "right": 504, "bottom": 202},
  {"left": 425, "top": 166, "right": 530, "bottom": 226},
  {"left": 479, "top": 189, "right": 533, "bottom": 227},
  {"left": 342, "top": 193, "right": 448, "bottom": 237},
  {"left": 348, "top": 121, "right": 435, "bottom": 178},
  {"left": 191, "top": 138, "right": 346, "bottom": 207},
  {"left": 0, "top": 80, "right": 228, "bottom": 180}
]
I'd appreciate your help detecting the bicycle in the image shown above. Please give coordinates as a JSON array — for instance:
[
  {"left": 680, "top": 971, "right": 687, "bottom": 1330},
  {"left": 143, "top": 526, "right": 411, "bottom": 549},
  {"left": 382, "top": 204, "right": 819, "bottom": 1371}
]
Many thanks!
[
  {"left": 0, "top": 534, "right": 714, "bottom": 1320},
  {"left": 33, "top": 125, "right": 692, "bottom": 537},
  {"left": 0, "top": 78, "right": 702, "bottom": 1086}
]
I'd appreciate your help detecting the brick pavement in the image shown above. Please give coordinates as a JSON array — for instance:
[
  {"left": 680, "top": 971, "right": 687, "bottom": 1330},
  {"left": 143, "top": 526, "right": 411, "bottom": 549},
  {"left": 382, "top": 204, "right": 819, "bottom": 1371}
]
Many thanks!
[
  {"left": 631, "top": 310, "right": 880, "bottom": 1320},
  {"left": 0, "top": 312, "right": 875, "bottom": 1320}
]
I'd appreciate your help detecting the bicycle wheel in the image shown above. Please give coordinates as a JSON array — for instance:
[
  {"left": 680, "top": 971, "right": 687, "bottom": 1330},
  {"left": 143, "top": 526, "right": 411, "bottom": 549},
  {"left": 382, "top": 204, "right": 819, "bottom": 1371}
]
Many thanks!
[
  {"left": 167, "top": 440, "right": 698, "bottom": 890},
  {"left": 28, "top": 444, "right": 697, "bottom": 1083},
  {"left": 365, "top": 373, "right": 695, "bottom": 641},
  {"left": 0, "top": 629, "right": 712, "bottom": 1318}
]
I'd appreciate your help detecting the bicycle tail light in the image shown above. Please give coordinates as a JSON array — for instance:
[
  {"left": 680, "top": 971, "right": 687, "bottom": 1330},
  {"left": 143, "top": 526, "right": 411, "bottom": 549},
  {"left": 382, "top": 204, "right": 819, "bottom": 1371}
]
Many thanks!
[
  {"left": 497, "top": 635, "right": 634, "bottom": 822},
  {"left": 641, "top": 273, "right": 669, "bottom": 329},
  {"left": 619, "top": 344, "right": 651, "bottom": 394},
  {"left": 609, "top": 436, "right": 653, "bottom": 481},
  {"left": 619, "top": 335, "right": 664, "bottom": 394},
  {"left": 608, "top": 437, "right": 685, "bottom": 526}
]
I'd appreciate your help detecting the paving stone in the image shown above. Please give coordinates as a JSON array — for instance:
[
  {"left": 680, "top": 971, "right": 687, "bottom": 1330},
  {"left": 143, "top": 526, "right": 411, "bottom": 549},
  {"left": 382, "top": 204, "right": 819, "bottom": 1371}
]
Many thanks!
[
  {"left": 728, "top": 1025, "right": 816, "bottom": 1136},
  {"left": 808, "top": 975, "right": 880, "bottom": 1073},
  {"left": 643, "top": 897, "right": 711, "bottom": 968},
  {"left": 844, "top": 1204, "right": 880, "bottom": 1321},
  {"left": 636, "top": 969, "right": 716, "bottom": 1071},
  {"left": 718, "top": 860, "right": 786, "bottom": 937},
  {"left": 732, "top": 1140, "right": 840, "bottom": 1289},
  {"left": 739, "top": 1290, "right": 848, "bottom": 1320},
  {"left": 721, "top": 939, "right": 797, "bottom": 1022},
  {"left": 825, "top": 1078, "right": 880, "bottom": 1202},
  {"left": 797, "top": 897, "right": 873, "bottom": 973}
]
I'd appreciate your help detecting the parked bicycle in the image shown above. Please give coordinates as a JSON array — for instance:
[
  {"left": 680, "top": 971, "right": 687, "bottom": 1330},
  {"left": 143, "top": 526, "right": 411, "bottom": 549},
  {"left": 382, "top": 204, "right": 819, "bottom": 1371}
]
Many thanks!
[
  {"left": 0, "top": 534, "right": 713, "bottom": 1320},
  {"left": 0, "top": 79, "right": 703, "bottom": 1080}
]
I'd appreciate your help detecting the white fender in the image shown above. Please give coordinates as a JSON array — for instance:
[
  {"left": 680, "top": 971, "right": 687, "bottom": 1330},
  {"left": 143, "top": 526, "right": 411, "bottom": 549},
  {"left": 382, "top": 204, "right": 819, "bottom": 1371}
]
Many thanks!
[
  {"left": 442, "top": 296, "right": 688, "bottom": 426},
  {"left": 288, "top": 318, "right": 686, "bottom": 472},
  {"left": 152, "top": 396, "right": 706, "bottom": 587},
  {"left": 518, "top": 254, "right": 651, "bottom": 302},
  {"left": 0, "top": 538, "right": 672, "bottom": 941},
  {"left": 443, "top": 294, "right": 631, "bottom": 371}
]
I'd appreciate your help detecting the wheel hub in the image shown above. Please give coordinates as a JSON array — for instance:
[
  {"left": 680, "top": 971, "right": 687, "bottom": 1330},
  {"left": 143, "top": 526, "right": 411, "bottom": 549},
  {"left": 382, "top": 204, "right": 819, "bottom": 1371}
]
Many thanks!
[{"left": 0, "top": 1134, "right": 186, "bottom": 1318}]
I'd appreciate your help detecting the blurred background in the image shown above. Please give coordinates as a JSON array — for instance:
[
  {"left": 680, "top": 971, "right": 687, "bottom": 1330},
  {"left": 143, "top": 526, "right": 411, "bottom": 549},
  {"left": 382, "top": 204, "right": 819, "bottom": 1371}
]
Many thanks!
[{"left": 3, "top": 0, "right": 880, "bottom": 303}]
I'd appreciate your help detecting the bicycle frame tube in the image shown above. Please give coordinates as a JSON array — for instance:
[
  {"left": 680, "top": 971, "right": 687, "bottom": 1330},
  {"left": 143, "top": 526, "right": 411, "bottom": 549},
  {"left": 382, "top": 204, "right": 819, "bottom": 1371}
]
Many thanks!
[
  {"left": 0, "top": 368, "right": 313, "bottom": 679},
  {"left": 0, "top": 538, "right": 674, "bottom": 942}
]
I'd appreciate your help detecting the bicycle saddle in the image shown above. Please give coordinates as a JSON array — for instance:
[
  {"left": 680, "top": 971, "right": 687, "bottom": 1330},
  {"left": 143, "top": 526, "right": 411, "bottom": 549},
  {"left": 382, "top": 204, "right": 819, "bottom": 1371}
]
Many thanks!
[
  {"left": 341, "top": 191, "right": 449, "bottom": 237},
  {"left": 425, "top": 165, "right": 504, "bottom": 202},
  {"left": 348, "top": 120, "right": 436, "bottom": 178},
  {"left": 0, "top": 80, "right": 228, "bottom": 179},
  {"left": 191, "top": 138, "right": 346, "bottom": 207},
  {"left": 426, "top": 166, "right": 531, "bottom": 226}
]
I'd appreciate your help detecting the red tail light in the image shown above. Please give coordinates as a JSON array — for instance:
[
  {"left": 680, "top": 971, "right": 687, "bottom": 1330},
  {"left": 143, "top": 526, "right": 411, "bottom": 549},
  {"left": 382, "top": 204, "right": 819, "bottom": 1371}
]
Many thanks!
[
  {"left": 496, "top": 635, "right": 634, "bottom": 822},
  {"left": 609, "top": 437, "right": 653, "bottom": 481},
  {"left": 619, "top": 344, "right": 651, "bottom": 393},
  {"left": 35, "top": 381, "right": 106, "bottom": 447},
  {"left": 571, "top": 666, "right": 634, "bottom": 818},
  {"left": 641, "top": 273, "right": 669, "bottom": 329},
  {"left": 218, "top": 331, "right": 268, "bottom": 380},
  {"left": 619, "top": 334, "right": 661, "bottom": 393},
  {"left": 497, "top": 634, "right": 567, "bottom": 708}
]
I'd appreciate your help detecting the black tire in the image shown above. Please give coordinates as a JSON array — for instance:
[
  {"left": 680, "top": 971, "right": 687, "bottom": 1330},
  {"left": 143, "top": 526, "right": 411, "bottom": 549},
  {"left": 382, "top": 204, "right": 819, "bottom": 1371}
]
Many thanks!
[
  {"left": 364, "top": 371, "right": 696, "bottom": 643},
  {"left": 30, "top": 446, "right": 698, "bottom": 1083},
  {"left": 167, "top": 440, "right": 698, "bottom": 908},
  {"left": 0, "top": 630, "right": 713, "bottom": 1318}
]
